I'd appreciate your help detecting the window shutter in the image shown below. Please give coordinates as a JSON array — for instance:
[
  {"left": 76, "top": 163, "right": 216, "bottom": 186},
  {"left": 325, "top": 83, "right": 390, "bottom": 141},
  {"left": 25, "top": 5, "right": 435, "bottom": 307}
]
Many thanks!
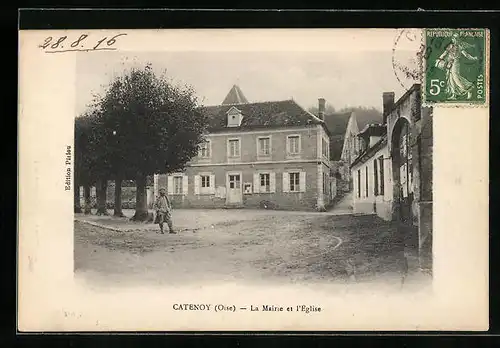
[
  {"left": 167, "top": 176, "right": 174, "bottom": 195},
  {"left": 282, "top": 172, "right": 289, "bottom": 193},
  {"left": 194, "top": 175, "right": 200, "bottom": 195},
  {"left": 210, "top": 174, "right": 215, "bottom": 194},
  {"left": 182, "top": 175, "right": 189, "bottom": 195},
  {"left": 300, "top": 172, "right": 306, "bottom": 192},
  {"left": 270, "top": 172, "right": 276, "bottom": 193},
  {"left": 253, "top": 173, "right": 259, "bottom": 193}
]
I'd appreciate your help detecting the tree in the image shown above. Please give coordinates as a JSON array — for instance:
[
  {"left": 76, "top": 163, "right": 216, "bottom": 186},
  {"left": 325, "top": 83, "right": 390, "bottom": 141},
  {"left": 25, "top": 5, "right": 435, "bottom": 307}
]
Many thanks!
[
  {"left": 338, "top": 106, "right": 382, "bottom": 123},
  {"left": 94, "top": 64, "right": 209, "bottom": 221},
  {"left": 75, "top": 113, "right": 100, "bottom": 214}
]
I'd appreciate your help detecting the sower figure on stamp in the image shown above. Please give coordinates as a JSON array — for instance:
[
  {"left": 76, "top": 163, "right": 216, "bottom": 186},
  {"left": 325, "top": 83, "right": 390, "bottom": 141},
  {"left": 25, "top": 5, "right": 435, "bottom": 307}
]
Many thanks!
[
  {"left": 435, "top": 33, "right": 478, "bottom": 100},
  {"left": 154, "top": 188, "right": 176, "bottom": 234}
]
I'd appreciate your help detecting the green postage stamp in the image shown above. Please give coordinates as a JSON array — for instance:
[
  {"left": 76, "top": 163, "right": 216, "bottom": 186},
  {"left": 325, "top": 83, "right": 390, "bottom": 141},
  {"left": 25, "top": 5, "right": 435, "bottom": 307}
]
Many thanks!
[{"left": 423, "top": 28, "right": 489, "bottom": 106}]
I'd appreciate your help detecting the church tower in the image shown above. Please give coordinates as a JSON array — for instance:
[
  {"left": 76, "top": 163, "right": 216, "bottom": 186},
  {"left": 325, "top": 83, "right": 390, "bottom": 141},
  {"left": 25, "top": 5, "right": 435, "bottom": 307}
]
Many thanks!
[{"left": 221, "top": 84, "right": 249, "bottom": 105}]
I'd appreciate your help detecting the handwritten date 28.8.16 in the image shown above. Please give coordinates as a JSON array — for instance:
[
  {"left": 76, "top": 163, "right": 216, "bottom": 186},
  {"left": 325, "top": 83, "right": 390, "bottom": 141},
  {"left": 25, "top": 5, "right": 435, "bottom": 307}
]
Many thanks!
[{"left": 38, "top": 33, "right": 127, "bottom": 53}]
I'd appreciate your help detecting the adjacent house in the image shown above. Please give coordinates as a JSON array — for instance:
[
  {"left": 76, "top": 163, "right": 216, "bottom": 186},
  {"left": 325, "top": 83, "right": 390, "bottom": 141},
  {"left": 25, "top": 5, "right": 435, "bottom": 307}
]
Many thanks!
[
  {"left": 321, "top": 108, "right": 383, "bottom": 195},
  {"left": 350, "top": 84, "right": 433, "bottom": 269},
  {"left": 322, "top": 111, "right": 352, "bottom": 193},
  {"left": 154, "top": 85, "right": 334, "bottom": 211}
]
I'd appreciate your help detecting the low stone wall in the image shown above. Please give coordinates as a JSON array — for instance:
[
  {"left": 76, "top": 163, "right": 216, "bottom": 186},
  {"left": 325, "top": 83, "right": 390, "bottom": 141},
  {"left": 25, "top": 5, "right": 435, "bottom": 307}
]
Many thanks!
[{"left": 79, "top": 186, "right": 154, "bottom": 209}]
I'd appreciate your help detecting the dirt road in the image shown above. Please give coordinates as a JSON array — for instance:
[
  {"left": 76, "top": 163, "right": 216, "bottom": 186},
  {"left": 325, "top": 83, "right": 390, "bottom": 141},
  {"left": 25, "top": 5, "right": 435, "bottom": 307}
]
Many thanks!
[{"left": 75, "top": 211, "right": 425, "bottom": 288}]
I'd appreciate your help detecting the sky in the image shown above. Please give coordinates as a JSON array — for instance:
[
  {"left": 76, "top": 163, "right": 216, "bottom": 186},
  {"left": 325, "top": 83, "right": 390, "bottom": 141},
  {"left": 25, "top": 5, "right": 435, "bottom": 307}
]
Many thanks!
[{"left": 75, "top": 31, "right": 420, "bottom": 115}]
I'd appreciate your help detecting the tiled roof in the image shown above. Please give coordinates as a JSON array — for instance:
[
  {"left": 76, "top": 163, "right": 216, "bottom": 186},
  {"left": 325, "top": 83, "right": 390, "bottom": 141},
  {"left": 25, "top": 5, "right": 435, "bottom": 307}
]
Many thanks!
[
  {"left": 323, "top": 112, "right": 352, "bottom": 136},
  {"left": 355, "top": 111, "right": 383, "bottom": 131},
  {"left": 322, "top": 110, "right": 384, "bottom": 161},
  {"left": 350, "top": 136, "right": 388, "bottom": 168},
  {"left": 322, "top": 112, "right": 352, "bottom": 161},
  {"left": 222, "top": 85, "right": 249, "bottom": 105},
  {"left": 359, "top": 123, "right": 386, "bottom": 137},
  {"left": 329, "top": 134, "right": 345, "bottom": 161},
  {"left": 200, "top": 99, "right": 323, "bottom": 132}
]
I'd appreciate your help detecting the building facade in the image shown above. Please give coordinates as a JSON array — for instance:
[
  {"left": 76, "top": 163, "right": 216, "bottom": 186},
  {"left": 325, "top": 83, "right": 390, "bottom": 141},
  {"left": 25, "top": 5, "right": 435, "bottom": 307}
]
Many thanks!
[
  {"left": 154, "top": 86, "right": 334, "bottom": 211},
  {"left": 321, "top": 108, "right": 383, "bottom": 196},
  {"left": 350, "top": 84, "right": 433, "bottom": 268},
  {"left": 351, "top": 126, "right": 392, "bottom": 220}
]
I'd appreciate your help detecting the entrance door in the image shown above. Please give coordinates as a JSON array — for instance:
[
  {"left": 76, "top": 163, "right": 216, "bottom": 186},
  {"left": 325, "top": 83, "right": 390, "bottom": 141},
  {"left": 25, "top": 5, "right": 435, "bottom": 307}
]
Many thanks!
[
  {"left": 226, "top": 173, "right": 242, "bottom": 204},
  {"left": 397, "top": 121, "right": 418, "bottom": 248}
]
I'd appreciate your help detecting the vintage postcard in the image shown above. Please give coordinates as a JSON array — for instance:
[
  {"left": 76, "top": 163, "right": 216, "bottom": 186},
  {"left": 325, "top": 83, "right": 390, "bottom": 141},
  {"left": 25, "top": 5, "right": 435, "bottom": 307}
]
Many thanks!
[{"left": 18, "top": 28, "right": 489, "bottom": 331}]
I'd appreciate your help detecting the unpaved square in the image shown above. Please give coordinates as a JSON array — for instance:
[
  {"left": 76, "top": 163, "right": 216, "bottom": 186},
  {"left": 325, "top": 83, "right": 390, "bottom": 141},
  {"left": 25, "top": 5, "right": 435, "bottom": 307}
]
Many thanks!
[{"left": 74, "top": 209, "right": 430, "bottom": 288}]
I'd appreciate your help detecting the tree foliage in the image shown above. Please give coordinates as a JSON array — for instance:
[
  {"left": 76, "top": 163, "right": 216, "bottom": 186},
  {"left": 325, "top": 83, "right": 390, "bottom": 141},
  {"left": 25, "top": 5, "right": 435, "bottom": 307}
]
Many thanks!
[
  {"left": 338, "top": 106, "right": 382, "bottom": 122},
  {"left": 93, "top": 64, "right": 209, "bottom": 178},
  {"left": 75, "top": 109, "right": 103, "bottom": 186},
  {"left": 75, "top": 64, "right": 209, "bottom": 220}
]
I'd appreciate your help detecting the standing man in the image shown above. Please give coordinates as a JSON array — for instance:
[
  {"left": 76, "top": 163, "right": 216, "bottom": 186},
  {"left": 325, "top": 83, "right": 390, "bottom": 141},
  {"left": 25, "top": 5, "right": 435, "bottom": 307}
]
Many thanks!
[{"left": 154, "top": 188, "right": 176, "bottom": 234}]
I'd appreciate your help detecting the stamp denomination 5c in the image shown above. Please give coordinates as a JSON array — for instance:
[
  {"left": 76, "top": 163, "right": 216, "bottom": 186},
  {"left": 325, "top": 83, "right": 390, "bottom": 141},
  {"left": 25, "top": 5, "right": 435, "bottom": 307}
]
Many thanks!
[{"left": 423, "top": 28, "right": 488, "bottom": 106}]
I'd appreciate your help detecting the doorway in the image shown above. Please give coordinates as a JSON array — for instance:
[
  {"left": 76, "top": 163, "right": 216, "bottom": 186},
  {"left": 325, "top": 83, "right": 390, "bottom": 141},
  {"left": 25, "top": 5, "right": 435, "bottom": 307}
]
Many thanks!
[
  {"left": 226, "top": 173, "right": 242, "bottom": 205},
  {"left": 392, "top": 119, "right": 417, "bottom": 249}
]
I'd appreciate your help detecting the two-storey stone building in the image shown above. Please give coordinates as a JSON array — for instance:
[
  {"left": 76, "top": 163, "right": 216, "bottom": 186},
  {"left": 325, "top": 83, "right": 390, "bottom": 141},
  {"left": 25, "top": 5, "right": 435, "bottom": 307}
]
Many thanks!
[{"left": 153, "top": 85, "right": 333, "bottom": 211}]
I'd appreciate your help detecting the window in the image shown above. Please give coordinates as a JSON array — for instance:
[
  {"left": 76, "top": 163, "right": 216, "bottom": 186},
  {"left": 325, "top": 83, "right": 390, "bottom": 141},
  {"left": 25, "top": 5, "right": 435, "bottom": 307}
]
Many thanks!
[
  {"left": 287, "top": 135, "right": 300, "bottom": 155},
  {"left": 322, "top": 138, "right": 329, "bottom": 159},
  {"left": 323, "top": 172, "right": 328, "bottom": 196},
  {"left": 258, "top": 137, "right": 271, "bottom": 156},
  {"left": 374, "top": 160, "right": 379, "bottom": 196},
  {"left": 401, "top": 133, "right": 408, "bottom": 158},
  {"left": 290, "top": 172, "right": 300, "bottom": 192},
  {"left": 173, "top": 176, "right": 183, "bottom": 194},
  {"left": 365, "top": 166, "right": 369, "bottom": 197},
  {"left": 260, "top": 173, "right": 270, "bottom": 192},
  {"left": 201, "top": 175, "right": 210, "bottom": 188},
  {"left": 254, "top": 172, "right": 276, "bottom": 194},
  {"left": 228, "top": 174, "right": 240, "bottom": 189},
  {"left": 198, "top": 141, "right": 211, "bottom": 158},
  {"left": 194, "top": 174, "right": 214, "bottom": 195},
  {"left": 227, "top": 107, "right": 243, "bottom": 127},
  {"left": 357, "top": 169, "right": 361, "bottom": 198},
  {"left": 228, "top": 139, "right": 240, "bottom": 157},
  {"left": 379, "top": 156, "right": 385, "bottom": 195}
]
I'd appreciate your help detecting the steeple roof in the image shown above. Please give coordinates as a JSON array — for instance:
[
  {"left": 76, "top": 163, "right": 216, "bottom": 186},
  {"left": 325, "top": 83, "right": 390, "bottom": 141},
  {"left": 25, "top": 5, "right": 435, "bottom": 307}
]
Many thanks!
[{"left": 221, "top": 85, "right": 249, "bottom": 105}]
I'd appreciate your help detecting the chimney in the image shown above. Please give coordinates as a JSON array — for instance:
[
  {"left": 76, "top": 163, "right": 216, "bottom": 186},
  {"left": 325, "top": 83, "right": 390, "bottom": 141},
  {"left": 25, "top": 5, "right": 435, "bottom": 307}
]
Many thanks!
[
  {"left": 318, "top": 98, "right": 326, "bottom": 120},
  {"left": 382, "top": 92, "right": 395, "bottom": 124}
]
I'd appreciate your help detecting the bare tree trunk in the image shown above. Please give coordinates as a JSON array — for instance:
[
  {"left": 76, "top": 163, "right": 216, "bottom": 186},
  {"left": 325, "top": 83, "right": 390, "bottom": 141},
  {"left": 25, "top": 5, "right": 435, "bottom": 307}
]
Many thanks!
[
  {"left": 84, "top": 185, "right": 92, "bottom": 214},
  {"left": 74, "top": 184, "right": 82, "bottom": 213},
  {"left": 96, "top": 179, "right": 109, "bottom": 216},
  {"left": 114, "top": 175, "right": 124, "bottom": 217},
  {"left": 131, "top": 173, "right": 149, "bottom": 221}
]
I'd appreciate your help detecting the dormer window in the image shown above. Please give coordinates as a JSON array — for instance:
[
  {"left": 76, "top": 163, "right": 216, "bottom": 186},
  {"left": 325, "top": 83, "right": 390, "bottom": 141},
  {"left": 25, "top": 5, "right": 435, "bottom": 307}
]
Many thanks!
[{"left": 226, "top": 107, "right": 243, "bottom": 127}]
